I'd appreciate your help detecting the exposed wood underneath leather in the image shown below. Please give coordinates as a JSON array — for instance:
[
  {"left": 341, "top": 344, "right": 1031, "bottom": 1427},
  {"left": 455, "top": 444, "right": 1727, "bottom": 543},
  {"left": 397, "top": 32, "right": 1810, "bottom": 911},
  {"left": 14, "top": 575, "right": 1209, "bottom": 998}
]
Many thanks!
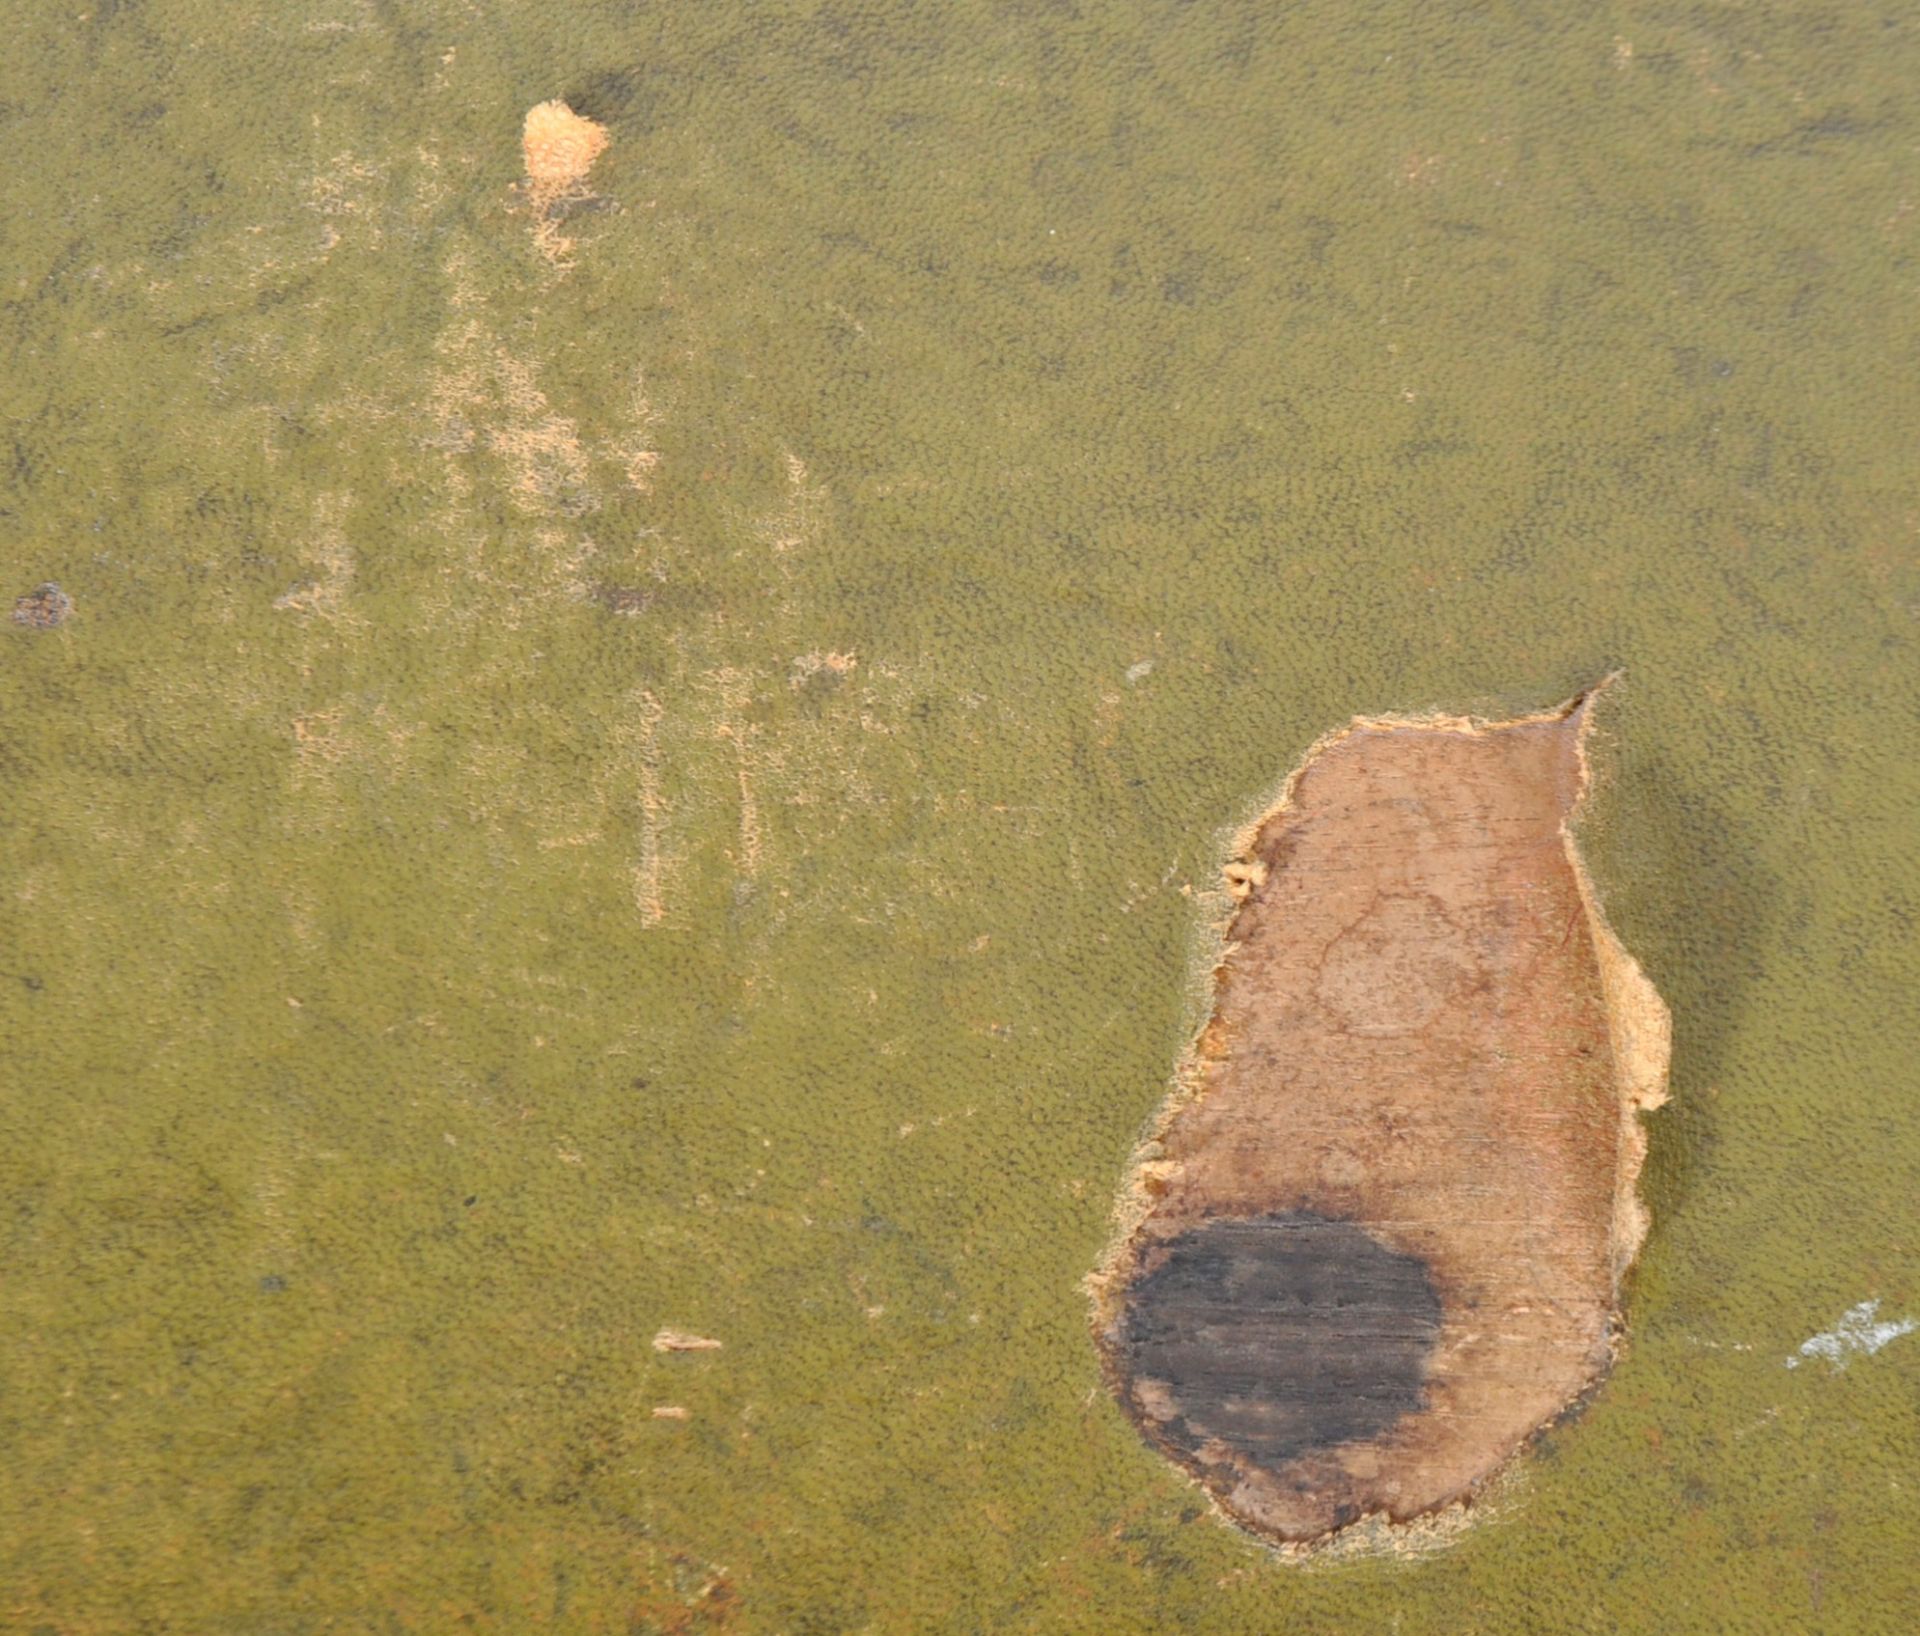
[{"left": 1095, "top": 694, "right": 1671, "bottom": 1544}]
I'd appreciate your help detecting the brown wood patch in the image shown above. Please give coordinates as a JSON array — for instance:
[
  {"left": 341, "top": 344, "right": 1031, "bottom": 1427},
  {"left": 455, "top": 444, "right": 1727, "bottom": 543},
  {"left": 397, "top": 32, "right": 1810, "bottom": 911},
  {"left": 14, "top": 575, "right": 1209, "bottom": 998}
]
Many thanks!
[{"left": 1092, "top": 690, "right": 1670, "bottom": 1545}]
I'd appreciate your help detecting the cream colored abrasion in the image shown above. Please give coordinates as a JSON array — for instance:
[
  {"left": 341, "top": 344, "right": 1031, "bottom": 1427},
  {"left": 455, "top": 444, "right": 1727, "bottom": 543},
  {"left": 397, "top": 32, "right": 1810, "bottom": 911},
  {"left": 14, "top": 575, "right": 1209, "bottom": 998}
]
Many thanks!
[
  {"left": 522, "top": 100, "right": 609, "bottom": 190},
  {"left": 521, "top": 100, "right": 611, "bottom": 262}
]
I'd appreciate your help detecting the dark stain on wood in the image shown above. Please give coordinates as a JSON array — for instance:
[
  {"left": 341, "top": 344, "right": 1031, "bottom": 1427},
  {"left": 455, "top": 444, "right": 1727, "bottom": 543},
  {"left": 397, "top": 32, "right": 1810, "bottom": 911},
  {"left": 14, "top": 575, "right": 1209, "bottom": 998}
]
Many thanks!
[{"left": 1117, "top": 1213, "right": 1442, "bottom": 1469}]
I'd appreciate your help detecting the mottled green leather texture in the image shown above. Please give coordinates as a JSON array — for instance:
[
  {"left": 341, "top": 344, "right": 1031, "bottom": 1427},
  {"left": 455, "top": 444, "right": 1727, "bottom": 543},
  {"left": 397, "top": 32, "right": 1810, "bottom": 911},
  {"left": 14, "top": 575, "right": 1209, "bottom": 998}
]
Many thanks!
[{"left": 2, "top": 2, "right": 1915, "bottom": 1631}]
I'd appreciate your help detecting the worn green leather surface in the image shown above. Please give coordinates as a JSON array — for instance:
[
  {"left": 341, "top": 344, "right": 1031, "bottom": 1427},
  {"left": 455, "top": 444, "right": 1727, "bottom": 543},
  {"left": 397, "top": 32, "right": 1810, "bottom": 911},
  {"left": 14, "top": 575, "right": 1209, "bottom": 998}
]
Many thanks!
[{"left": 2, "top": 3, "right": 1915, "bottom": 1630}]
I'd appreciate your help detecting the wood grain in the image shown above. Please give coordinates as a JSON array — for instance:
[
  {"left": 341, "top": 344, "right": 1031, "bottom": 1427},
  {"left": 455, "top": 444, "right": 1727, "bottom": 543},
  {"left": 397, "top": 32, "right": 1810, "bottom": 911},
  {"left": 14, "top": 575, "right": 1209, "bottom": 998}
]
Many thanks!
[{"left": 1094, "top": 692, "right": 1670, "bottom": 1543}]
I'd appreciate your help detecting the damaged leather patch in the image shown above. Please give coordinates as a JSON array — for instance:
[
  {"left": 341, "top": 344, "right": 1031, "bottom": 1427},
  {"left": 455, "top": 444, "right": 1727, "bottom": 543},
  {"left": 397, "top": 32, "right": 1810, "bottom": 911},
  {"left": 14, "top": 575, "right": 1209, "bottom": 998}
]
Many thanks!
[{"left": 1092, "top": 688, "right": 1670, "bottom": 1545}]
